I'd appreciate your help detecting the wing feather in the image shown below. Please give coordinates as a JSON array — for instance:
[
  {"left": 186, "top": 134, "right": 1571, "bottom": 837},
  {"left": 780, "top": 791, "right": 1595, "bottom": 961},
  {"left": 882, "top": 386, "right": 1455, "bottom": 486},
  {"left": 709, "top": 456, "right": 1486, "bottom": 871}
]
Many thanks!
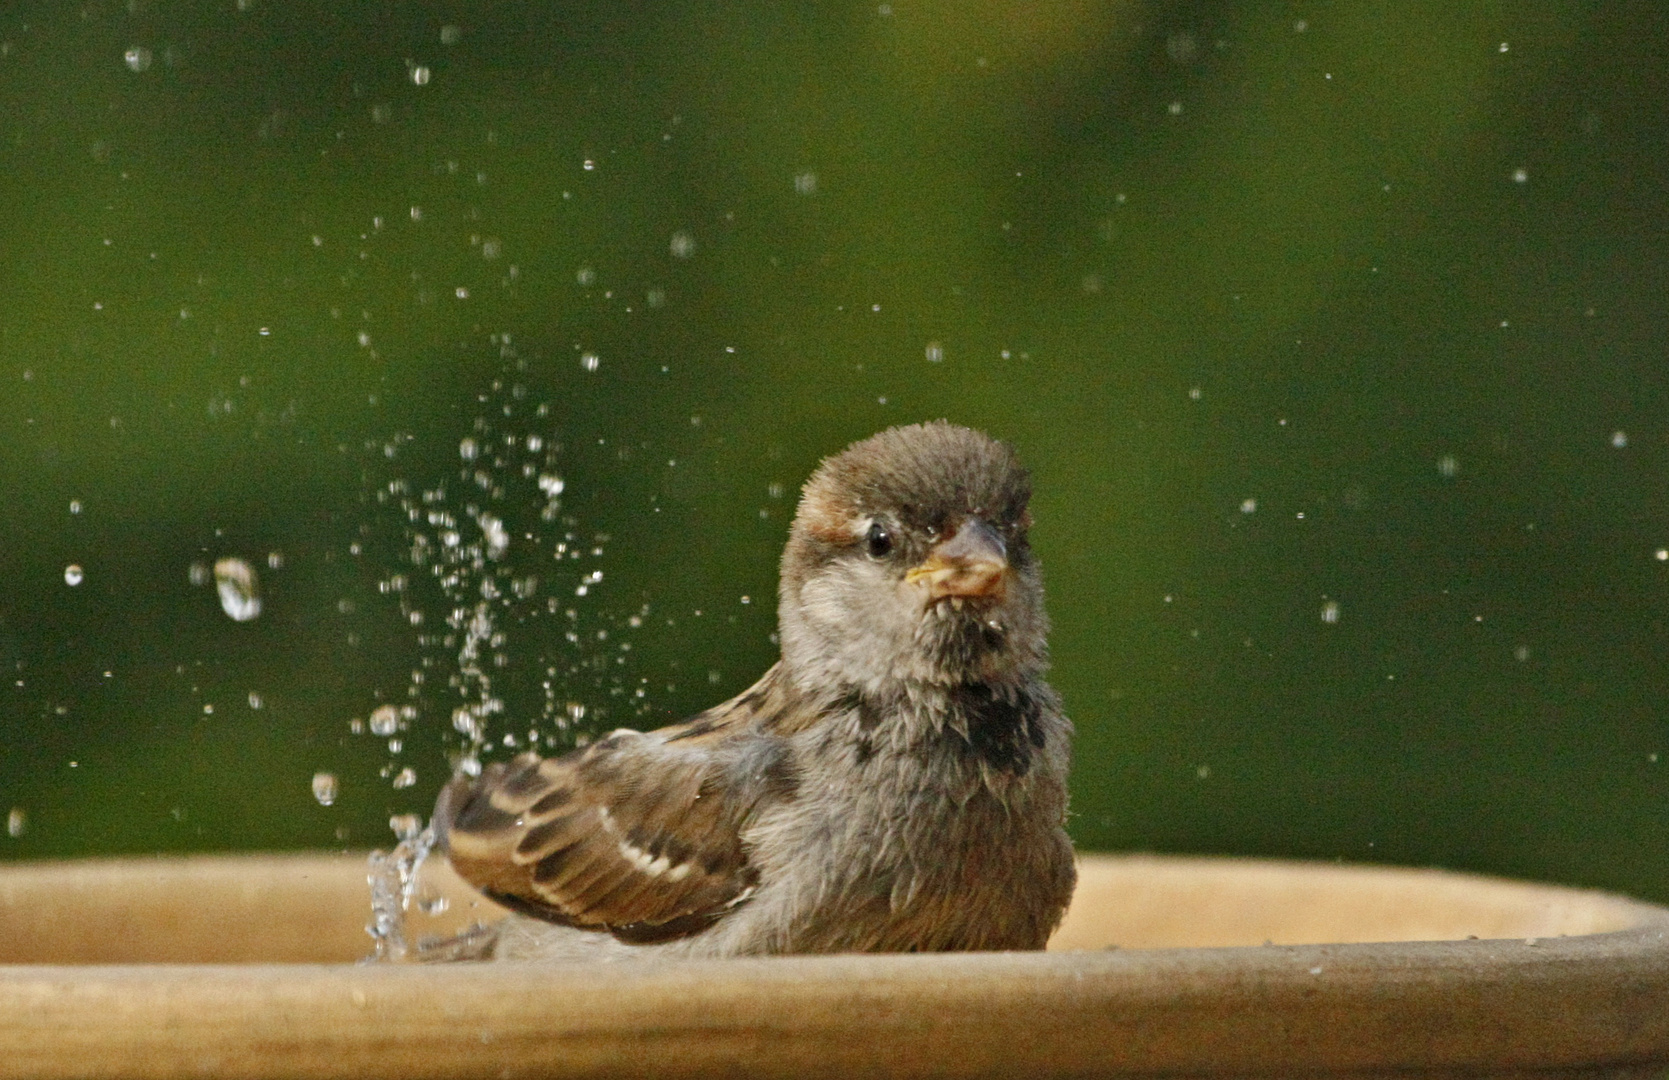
[{"left": 437, "top": 664, "right": 802, "bottom": 942}]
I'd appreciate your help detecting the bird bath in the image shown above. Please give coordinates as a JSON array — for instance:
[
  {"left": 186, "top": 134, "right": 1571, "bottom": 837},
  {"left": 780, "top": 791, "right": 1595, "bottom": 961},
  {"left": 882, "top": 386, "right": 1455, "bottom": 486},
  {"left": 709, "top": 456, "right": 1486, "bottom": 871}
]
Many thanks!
[{"left": 0, "top": 852, "right": 1664, "bottom": 1078}]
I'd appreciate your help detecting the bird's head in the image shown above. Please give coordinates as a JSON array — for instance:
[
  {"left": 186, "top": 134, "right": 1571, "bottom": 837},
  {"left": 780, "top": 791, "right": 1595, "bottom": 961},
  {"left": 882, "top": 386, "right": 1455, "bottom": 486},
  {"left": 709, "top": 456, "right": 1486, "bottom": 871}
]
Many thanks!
[{"left": 778, "top": 422, "right": 1049, "bottom": 695}]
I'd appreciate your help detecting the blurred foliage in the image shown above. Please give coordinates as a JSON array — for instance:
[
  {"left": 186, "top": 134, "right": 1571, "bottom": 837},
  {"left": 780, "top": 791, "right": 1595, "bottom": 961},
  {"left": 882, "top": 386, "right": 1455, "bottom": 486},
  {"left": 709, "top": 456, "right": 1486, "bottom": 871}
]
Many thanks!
[{"left": 1, "top": 0, "right": 1666, "bottom": 903}]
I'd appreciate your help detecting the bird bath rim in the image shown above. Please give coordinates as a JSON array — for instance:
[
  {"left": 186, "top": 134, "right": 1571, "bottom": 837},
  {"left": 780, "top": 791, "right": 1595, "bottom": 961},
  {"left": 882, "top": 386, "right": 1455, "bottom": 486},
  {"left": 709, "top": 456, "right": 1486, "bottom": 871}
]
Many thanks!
[{"left": 0, "top": 852, "right": 1664, "bottom": 1079}]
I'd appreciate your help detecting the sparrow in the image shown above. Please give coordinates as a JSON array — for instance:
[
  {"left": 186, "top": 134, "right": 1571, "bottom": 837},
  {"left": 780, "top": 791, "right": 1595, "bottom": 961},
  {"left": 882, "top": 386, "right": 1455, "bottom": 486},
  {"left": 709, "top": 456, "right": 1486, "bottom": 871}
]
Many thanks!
[{"left": 433, "top": 421, "right": 1075, "bottom": 960}]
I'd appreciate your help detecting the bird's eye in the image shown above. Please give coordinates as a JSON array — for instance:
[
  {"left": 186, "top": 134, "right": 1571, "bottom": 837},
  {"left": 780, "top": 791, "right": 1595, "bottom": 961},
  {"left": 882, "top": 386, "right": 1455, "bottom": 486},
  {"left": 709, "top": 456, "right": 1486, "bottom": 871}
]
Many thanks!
[{"left": 865, "top": 521, "right": 894, "bottom": 559}]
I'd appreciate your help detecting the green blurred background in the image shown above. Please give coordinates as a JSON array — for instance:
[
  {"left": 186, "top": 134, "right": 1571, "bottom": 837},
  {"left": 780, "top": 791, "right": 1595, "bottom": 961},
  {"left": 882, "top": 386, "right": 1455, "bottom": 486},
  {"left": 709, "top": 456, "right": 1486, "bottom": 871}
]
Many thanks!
[{"left": 2, "top": 0, "right": 1666, "bottom": 903}]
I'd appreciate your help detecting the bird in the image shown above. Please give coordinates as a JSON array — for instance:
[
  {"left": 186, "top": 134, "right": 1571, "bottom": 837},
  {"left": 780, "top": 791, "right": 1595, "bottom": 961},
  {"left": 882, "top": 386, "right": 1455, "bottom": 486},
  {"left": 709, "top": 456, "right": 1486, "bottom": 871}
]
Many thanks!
[{"left": 432, "top": 421, "right": 1075, "bottom": 960}]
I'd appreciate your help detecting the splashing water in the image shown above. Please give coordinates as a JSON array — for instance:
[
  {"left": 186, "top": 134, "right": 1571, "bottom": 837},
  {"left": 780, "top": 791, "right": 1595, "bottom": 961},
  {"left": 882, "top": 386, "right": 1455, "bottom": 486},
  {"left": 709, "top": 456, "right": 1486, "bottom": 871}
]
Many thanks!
[
  {"left": 367, "top": 815, "right": 501, "bottom": 962},
  {"left": 365, "top": 818, "right": 439, "bottom": 961},
  {"left": 357, "top": 338, "right": 655, "bottom": 954},
  {"left": 360, "top": 339, "right": 652, "bottom": 791}
]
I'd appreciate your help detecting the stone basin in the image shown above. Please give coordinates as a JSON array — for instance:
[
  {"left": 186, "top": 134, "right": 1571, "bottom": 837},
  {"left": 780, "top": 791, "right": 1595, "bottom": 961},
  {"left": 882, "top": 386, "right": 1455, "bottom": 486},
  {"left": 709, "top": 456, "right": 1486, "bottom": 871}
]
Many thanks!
[{"left": 0, "top": 852, "right": 1664, "bottom": 1078}]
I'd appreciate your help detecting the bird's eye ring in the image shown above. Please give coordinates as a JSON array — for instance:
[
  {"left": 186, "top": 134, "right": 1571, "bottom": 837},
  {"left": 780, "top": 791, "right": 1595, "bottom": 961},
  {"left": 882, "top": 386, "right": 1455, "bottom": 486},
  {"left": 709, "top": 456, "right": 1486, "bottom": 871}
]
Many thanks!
[{"left": 865, "top": 521, "right": 894, "bottom": 559}]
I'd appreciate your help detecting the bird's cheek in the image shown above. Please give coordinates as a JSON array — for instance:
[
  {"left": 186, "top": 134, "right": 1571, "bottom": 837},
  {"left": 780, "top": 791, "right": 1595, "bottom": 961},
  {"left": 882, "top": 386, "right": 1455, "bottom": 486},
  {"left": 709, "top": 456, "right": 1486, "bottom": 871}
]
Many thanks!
[{"left": 796, "top": 577, "right": 851, "bottom": 633}]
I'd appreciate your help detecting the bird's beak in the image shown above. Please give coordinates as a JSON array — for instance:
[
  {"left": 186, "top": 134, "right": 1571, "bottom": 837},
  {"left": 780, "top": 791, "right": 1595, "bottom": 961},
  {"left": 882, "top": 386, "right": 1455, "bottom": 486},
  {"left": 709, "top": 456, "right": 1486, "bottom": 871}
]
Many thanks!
[{"left": 905, "top": 518, "right": 1009, "bottom": 600}]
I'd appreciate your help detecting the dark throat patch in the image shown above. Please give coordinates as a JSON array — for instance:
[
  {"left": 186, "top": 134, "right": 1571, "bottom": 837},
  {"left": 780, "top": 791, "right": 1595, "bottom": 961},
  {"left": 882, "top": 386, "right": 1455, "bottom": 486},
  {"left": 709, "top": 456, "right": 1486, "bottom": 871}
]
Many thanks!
[{"left": 948, "top": 683, "right": 1046, "bottom": 775}]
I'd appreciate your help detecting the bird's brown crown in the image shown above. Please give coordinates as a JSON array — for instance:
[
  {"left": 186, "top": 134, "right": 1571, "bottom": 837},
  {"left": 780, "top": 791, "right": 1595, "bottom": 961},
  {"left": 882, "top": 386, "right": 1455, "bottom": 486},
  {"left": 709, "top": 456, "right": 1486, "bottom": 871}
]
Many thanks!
[{"left": 792, "top": 421, "right": 1032, "bottom": 548}]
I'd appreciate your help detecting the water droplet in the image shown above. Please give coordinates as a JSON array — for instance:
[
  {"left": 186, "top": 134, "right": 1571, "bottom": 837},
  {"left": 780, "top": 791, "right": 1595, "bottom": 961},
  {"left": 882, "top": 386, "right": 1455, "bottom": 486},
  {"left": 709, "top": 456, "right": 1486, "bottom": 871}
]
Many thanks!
[
  {"left": 124, "top": 46, "right": 152, "bottom": 72},
  {"left": 459, "top": 436, "right": 478, "bottom": 461},
  {"left": 1512, "top": 167, "right": 1529, "bottom": 184},
  {"left": 794, "top": 172, "right": 817, "bottom": 195},
  {"left": 188, "top": 561, "right": 210, "bottom": 586},
  {"left": 576, "top": 266, "right": 596, "bottom": 286},
  {"left": 1656, "top": 549, "right": 1668, "bottom": 562},
  {"left": 1437, "top": 455, "right": 1459, "bottom": 478},
  {"left": 452, "top": 707, "right": 482, "bottom": 739},
  {"left": 248, "top": 692, "right": 263, "bottom": 709},
  {"left": 311, "top": 772, "right": 338, "bottom": 807},
  {"left": 392, "top": 767, "right": 417, "bottom": 789},
  {"left": 213, "top": 557, "right": 261, "bottom": 621},
  {"left": 580, "top": 352, "right": 600, "bottom": 372},
  {"left": 411, "top": 65, "right": 431, "bottom": 86},
  {"left": 1240, "top": 498, "right": 1257, "bottom": 514},
  {"left": 477, "top": 512, "right": 509, "bottom": 559},
  {"left": 1611, "top": 430, "right": 1628, "bottom": 448},
  {"left": 63, "top": 565, "right": 83, "bottom": 586},
  {"left": 369, "top": 704, "right": 400, "bottom": 736},
  {"left": 925, "top": 341, "right": 945, "bottom": 363},
  {"left": 669, "top": 231, "right": 696, "bottom": 258},
  {"left": 1320, "top": 600, "right": 1341, "bottom": 624},
  {"left": 69, "top": 500, "right": 82, "bottom": 514},
  {"left": 439, "top": 24, "right": 461, "bottom": 45}
]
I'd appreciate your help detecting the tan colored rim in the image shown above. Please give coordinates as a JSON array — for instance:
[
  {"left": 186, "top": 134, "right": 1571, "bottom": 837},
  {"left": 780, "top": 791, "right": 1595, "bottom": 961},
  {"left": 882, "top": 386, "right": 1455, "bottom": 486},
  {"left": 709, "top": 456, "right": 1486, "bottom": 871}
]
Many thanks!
[{"left": 0, "top": 852, "right": 1664, "bottom": 1079}]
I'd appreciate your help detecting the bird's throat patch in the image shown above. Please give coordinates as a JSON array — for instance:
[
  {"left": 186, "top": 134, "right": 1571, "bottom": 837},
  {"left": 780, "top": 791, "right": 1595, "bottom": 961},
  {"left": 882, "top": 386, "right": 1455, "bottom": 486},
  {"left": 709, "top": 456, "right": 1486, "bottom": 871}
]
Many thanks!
[{"left": 948, "top": 683, "right": 1047, "bottom": 776}]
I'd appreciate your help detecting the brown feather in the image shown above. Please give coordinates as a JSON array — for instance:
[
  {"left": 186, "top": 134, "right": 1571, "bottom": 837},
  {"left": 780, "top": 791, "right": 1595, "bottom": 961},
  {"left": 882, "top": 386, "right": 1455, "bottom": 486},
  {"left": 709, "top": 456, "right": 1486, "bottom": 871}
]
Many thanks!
[{"left": 438, "top": 664, "right": 799, "bottom": 941}]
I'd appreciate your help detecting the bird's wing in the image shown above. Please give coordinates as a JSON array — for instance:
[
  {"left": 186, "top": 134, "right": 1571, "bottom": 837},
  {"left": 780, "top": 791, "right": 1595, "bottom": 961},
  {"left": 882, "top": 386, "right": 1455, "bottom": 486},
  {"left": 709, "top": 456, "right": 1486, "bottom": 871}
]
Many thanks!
[{"left": 437, "top": 666, "right": 799, "bottom": 943}]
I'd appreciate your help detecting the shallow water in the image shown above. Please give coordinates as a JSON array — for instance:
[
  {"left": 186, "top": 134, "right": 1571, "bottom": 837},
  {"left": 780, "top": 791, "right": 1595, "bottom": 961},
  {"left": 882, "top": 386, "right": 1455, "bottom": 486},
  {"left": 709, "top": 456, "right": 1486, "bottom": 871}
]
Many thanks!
[{"left": 0, "top": 2, "right": 1664, "bottom": 903}]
